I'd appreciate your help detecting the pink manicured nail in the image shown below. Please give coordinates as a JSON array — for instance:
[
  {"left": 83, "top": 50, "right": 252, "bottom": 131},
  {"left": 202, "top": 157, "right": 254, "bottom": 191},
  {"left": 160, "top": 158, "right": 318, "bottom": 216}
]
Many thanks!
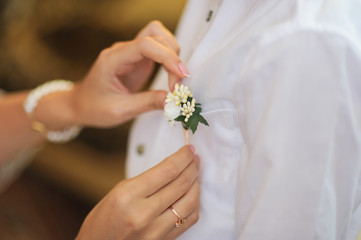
[{"left": 178, "top": 63, "right": 191, "bottom": 78}]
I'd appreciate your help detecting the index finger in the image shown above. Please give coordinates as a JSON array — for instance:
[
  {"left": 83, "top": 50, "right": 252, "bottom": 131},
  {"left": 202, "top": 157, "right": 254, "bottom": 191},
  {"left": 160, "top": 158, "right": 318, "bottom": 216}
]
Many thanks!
[
  {"left": 128, "top": 145, "right": 196, "bottom": 197},
  {"left": 136, "top": 20, "right": 180, "bottom": 54},
  {"left": 108, "top": 37, "right": 186, "bottom": 78}
]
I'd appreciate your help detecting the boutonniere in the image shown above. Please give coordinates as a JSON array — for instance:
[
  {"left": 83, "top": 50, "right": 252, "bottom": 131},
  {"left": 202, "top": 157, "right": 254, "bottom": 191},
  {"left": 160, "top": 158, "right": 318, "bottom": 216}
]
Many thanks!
[{"left": 164, "top": 84, "right": 209, "bottom": 134}]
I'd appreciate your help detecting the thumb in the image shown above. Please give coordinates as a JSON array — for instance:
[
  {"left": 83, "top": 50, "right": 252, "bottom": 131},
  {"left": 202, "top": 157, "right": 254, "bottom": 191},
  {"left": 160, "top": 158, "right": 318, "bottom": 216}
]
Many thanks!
[{"left": 125, "top": 90, "right": 167, "bottom": 119}]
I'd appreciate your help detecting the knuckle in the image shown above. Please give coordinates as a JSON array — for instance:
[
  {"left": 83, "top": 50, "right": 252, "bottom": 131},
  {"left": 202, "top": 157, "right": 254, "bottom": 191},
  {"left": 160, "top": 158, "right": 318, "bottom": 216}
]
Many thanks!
[
  {"left": 113, "top": 182, "right": 134, "bottom": 211},
  {"left": 98, "top": 47, "right": 112, "bottom": 61},
  {"left": 187, "top": 194, "right": 200, "bottom": 211},
  {"left": 154, "top": 35, "right": 167, "bottom": 44},
  {"left": 108, "top": 104, "right": 122, "bottom": 118},
  {"left": 111, "top": 182, "right": 152, "bottom": 233},
  {"left": 109, "top": 41, "right": 129, "bottom": 51},
  {"left": 115, "top": 190, "right": 132, "bottom": 210},
  {"left": 193, "top": 212, "right": 200, "bottom": 224},
  {"left": 109, "top": 42, "right": 119, "bottom": 49},
  {"left": 190, "top": 162, "right": 199, "bottom": 177},
  {"left": 137, "top": 36, "right": 153, "bottom": 47},
  {"left": 110, "top": 41, "right": 124, "bottom": 48},
  {"left": 174, "top": 44, "right": 180, "bottom": 54},
  {"left": 148, "top": 20, "right": 163, "bottom": 29},
  {"left": 148, "top": 90, "right": 165, "bottom": 110},
  {"left": 147, "top": 92, "right": 158, "bottom": 110},
  {"left": 124, "top": 214, "right": 139, "bottom": 232},
  {"left": 162, "top": 160, "right": 181, "bottom": 180},
  {"left": 113, "top": 199, "right": 139, "bottom": 231},
  {"left": 177, "top": 173, "right": 192, "bottom": 189},
  {"left": 123, "top": 208, "right": 149, "bottom": 232},
  {"left": 100, "top": 106, "right": 122, "bottom": 126},
  {"left": 188, "top": 211, "right": 200, "bottom": 226}
]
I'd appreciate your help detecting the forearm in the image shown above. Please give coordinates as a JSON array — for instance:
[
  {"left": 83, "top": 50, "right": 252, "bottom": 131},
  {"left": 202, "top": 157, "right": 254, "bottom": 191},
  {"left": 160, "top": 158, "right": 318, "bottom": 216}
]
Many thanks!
[{"left": 0, "top": 88, "right": 78, "bottom": 162}]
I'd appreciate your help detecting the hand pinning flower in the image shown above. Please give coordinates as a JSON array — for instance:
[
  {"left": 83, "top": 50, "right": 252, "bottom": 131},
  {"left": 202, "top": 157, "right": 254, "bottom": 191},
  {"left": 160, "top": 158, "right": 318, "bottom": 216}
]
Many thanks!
[{"left": 164, "top": 84, "right": 209, "bottom": 133}]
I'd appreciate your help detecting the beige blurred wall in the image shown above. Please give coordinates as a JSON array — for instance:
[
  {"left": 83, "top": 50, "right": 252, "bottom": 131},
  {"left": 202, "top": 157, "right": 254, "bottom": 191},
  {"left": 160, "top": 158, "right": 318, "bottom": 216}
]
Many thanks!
[{"left": 0, "top": 0, "right": 186, "bottom": 91}]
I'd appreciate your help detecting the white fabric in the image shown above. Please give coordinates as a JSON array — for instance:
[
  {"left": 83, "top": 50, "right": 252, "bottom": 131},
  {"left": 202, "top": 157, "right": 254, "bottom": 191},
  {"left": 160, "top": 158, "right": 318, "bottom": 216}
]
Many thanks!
[{"left": 126, "top": 0, "right": 361, "bottom": 239}]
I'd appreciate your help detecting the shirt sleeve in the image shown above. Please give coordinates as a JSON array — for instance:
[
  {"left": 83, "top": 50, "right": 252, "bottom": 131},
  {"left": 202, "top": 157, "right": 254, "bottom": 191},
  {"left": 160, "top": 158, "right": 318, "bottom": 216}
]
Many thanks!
[{"left": 234, "top": 29, "right": 361, "bottom": 240}]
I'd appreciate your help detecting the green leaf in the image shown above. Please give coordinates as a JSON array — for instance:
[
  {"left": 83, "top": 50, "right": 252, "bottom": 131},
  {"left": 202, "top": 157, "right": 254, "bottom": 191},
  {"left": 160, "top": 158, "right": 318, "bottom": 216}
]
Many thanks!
[
  {"left": 181, "top": 121, "right": 189, "bottom": 130},
  {"left": 198, "top": 114, "right": 209, "bottom": 126},
  {"left": 174, "top": 115, "right": 185, "bottom": 122},
  {"left": 188, "top": 115, "right": 199, "bottom": 134},
  {"left": 194, "top": 106, "right": 202, "bottom": 114},
  {"left": 174, "top": 115, "right": 189, "bottom": 130},
  {"left": 170, "top": 100, "right": 208, "bottom": 133}
]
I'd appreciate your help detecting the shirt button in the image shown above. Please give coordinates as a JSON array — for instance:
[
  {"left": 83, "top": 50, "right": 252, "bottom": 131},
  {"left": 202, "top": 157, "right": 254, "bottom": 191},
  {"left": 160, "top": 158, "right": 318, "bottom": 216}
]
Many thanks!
[
  {"left": 206, "top": 10, "right": 213, "bottom": 22},
  {"left": 136, "top": 144, "right": 145, "bottom": 155}
]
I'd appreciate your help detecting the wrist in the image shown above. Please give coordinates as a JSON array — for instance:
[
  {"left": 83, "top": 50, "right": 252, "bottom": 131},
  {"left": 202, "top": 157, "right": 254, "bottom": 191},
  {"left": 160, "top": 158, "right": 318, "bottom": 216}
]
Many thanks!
[
  {"left": 24, "top": 80, "right": 82, "bottom": 143},
  {"left": 35, "top": 88, "right": 78, "bottom": 129}
]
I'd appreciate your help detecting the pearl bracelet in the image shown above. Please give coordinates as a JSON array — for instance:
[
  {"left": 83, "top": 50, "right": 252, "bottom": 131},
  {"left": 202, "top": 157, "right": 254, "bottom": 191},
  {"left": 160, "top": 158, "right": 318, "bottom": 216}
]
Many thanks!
[{"left": 23, "top": 80, "right": 82, "bottom": 143}]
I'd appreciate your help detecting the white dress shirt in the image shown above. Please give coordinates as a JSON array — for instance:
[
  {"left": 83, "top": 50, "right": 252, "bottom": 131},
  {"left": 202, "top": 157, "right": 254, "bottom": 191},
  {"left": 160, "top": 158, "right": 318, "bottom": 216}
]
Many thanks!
[{"left": 127, "top": 0, "right": 361, "bottom": 239}]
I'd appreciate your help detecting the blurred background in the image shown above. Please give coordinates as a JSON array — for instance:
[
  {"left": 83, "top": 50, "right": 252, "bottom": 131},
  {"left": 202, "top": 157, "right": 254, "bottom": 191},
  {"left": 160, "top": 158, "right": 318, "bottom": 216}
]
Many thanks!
[{"left": 0, "top": 0, "right": 186, "bottom": 239}]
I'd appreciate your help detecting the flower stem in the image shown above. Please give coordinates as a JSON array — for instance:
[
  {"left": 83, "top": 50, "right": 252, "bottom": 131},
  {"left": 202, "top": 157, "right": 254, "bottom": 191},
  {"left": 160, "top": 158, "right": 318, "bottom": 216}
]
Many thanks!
[{"left": 183, "top": 129, "right": 190, "bottom": 144}]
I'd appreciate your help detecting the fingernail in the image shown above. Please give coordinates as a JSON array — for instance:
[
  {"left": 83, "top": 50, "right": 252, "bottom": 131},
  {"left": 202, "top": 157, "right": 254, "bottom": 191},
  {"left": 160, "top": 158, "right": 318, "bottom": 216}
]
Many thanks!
[
  {"left": 189, "top": 144, "right": 196, "bottom": 154},
  {"left": 178, "top": 62, "right": 191, "bottom": 78}
]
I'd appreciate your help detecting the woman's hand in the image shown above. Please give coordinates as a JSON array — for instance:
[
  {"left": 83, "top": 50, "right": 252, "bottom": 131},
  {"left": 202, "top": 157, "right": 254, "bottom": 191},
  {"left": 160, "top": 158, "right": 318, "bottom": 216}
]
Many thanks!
[
  {"left": 76, "top": 145, "right": 200, "bottom": 240},
  {"left": 31, "top": 21, "right": 188, "bottom": 131},
  {"left": 71, "top": 20, "right": 189, "bottom": 128}
]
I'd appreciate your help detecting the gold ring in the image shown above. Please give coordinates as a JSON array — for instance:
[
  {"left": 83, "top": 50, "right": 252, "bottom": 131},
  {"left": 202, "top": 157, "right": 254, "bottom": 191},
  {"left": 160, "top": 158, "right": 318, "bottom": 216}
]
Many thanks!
[{"left": 170, "top": 206, "right": 186, "bottom": 228}]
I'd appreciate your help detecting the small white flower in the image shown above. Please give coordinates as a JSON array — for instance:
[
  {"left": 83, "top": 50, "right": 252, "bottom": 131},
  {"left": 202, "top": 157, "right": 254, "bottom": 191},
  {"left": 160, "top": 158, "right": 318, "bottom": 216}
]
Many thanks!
[
  {"left": 180, "top": 99, "right": 196, "bottom": 122},
  {"left": 164, "top": 102, "right": 181, "bottom": 125},
  {"left": 173, "top": 83, "right": 193, "bottom": 105},
  {"left": 164, "top": 84, "right": 209, "bottom": 134},
  {"left": 165, "top": 92, "right": 176, "bottom": 104}
]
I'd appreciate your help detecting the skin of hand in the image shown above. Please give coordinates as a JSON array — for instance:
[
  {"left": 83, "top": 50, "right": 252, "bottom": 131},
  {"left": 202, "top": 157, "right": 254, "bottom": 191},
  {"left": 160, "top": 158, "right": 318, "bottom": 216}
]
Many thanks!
[
  {"left": 67, "top": 20, "right": 188, "bottom": 128},
  {"left": 76, "top": 145, "right": 200, "bottom": 240}
]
